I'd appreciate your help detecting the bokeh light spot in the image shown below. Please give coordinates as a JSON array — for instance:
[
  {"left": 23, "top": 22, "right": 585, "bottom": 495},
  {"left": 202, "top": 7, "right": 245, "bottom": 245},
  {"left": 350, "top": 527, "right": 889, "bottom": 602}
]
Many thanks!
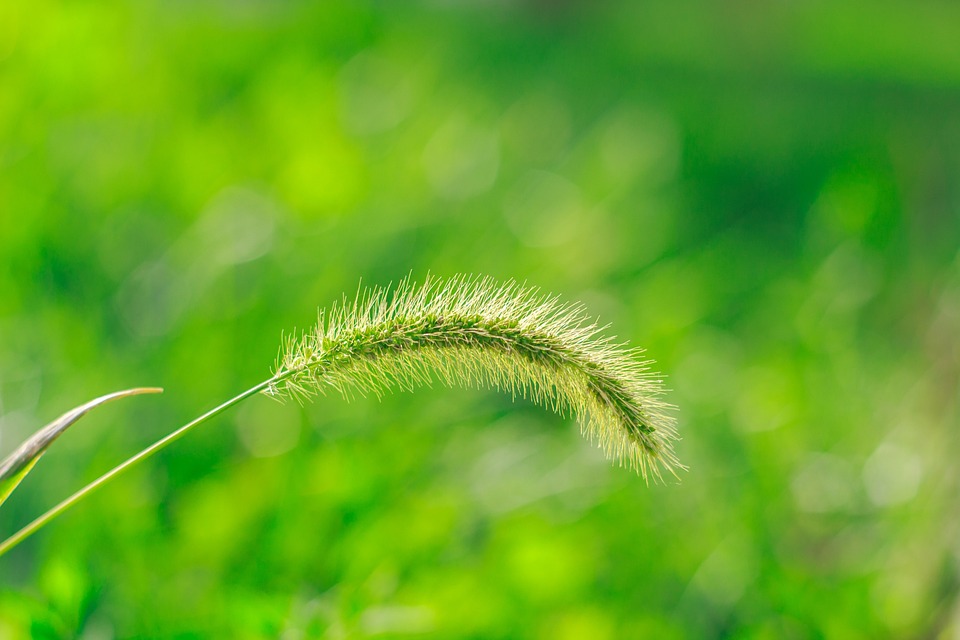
[{"left": 422, "top": 116, "right": 499, "bottom": 200}]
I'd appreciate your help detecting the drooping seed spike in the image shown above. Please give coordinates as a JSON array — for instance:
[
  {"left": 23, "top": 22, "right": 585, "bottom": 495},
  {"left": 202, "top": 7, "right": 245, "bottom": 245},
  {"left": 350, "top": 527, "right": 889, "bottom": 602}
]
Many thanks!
[{"left": 268, "top": 275, "right": 680, "bottom": 481}]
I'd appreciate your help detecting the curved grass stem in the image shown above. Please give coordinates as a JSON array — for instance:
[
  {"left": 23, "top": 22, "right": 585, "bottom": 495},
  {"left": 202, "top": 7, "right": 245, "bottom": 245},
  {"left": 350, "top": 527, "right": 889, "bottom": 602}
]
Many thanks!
[
  {"left": 0, "top": 275, "right": 679, "bottom": 559},
  {"left": 0, "top": 377, "right": 279, "bottom": 559}
]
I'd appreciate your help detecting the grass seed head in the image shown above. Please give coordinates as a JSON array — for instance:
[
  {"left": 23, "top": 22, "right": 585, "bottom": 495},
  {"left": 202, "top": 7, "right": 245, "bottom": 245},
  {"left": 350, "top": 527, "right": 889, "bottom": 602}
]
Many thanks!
[{"left": 269, "top": 275, "right": 680, "bottom": 480}]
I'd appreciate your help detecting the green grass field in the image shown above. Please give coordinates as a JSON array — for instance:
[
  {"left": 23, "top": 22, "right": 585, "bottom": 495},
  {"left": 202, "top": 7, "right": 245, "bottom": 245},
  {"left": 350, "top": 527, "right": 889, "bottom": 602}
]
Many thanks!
[{"left": 1, "top": 2, "right": 959, "bottom": 637}]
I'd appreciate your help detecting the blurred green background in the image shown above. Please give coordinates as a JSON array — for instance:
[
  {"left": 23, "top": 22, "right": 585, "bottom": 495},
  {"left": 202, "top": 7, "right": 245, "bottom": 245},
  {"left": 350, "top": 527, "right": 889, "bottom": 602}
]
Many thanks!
[{"left": 1, "top": 1, "right": 959, "bottom": 638}]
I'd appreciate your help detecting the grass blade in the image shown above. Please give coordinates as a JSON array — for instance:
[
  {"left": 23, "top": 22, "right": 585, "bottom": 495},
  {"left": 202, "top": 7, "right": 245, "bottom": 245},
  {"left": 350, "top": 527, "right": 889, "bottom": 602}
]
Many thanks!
[{"left": 0, "top": 387, "right": 163, "bottom": 508}]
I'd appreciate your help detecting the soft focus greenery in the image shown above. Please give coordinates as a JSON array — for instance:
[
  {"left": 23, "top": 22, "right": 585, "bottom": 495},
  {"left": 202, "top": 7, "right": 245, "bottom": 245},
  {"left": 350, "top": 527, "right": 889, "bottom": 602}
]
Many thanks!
[{"left": 1, "top": 1, "right": 959, "bottom": 638}]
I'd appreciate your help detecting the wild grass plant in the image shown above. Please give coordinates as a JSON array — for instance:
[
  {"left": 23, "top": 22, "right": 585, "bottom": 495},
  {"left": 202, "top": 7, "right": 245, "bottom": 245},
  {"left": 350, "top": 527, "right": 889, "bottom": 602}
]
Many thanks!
[{"left": 0, "top": 275, "right": 677, "bottom": 557}]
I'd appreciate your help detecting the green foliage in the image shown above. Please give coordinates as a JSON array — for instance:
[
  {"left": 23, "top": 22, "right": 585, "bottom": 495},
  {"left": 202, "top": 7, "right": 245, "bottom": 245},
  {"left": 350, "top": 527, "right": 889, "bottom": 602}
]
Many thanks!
[{"left": 1, "top": 0, "right": 959, "bottom": 638}]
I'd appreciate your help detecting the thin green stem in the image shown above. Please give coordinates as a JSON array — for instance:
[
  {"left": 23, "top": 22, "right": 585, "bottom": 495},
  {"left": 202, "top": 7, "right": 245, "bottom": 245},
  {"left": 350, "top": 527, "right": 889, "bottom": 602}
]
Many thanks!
[{"left": 0, "top": 376, "right": 279, "bottom": 558}]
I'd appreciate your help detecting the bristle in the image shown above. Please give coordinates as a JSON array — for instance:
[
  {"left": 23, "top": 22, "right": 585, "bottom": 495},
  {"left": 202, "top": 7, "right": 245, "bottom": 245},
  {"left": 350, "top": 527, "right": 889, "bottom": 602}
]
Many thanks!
[{"left": 267, "top": 275, "right": 680, "bottom": 480}]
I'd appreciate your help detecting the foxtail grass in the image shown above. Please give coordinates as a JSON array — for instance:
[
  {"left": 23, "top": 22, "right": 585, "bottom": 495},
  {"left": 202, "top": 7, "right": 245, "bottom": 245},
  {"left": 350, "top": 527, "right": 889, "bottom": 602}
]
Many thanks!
[
  {"left": 0, "top": 275, "right": 678, "bottom": 558},
  {"left": 271, "top": 275, "right": 678, "bottom": 476}
]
